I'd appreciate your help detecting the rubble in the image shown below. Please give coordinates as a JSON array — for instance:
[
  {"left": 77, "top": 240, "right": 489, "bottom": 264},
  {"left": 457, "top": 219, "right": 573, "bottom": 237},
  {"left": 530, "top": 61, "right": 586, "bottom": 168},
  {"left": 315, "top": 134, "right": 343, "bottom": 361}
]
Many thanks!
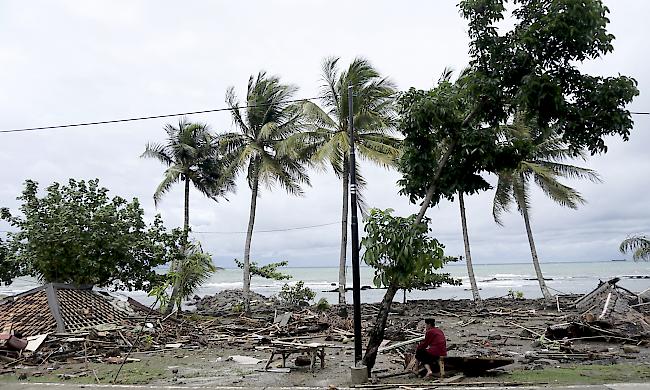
[
  {"left": 545, "top": 278, "right": 650, "bottom": 341},
  {"left": 1, "top": 283, "right": 648, "bottom": 385}
]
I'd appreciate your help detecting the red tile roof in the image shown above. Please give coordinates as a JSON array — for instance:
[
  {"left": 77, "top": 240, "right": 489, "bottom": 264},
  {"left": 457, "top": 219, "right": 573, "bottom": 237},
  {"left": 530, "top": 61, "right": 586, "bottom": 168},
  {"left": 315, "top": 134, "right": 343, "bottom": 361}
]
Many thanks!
[{"left": 0, "top": 284, "right": 130, "bottom": 337}]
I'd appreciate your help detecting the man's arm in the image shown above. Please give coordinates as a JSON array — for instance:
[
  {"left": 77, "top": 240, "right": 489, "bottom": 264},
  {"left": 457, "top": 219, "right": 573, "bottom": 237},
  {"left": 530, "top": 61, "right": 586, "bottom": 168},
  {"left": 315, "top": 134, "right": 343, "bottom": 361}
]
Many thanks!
[{"left": 416, "top": 329, "right": 433, "bottom": 351}]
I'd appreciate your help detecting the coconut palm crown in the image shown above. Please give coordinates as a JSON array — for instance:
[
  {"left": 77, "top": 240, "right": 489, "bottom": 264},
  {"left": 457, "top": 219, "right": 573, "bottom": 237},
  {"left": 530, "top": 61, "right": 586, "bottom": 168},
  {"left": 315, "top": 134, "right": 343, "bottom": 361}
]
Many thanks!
[{"left": 493, "top": 116, "right": 601, "bottom": 300}]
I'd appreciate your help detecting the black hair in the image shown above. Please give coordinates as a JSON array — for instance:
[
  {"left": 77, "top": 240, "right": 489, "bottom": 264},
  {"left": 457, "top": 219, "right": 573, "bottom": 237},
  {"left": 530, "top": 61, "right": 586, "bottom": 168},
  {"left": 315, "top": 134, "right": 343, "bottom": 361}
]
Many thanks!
[{"left": 424, "top": 318, "right": 436, "bottom": 327}]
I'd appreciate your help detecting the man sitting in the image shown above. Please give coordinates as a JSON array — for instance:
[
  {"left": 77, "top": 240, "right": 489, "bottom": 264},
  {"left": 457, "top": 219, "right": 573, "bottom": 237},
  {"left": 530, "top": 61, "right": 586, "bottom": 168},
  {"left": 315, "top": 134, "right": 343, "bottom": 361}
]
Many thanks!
[{"left": 415, "top": 318, "right": 447, "bottom": 378}]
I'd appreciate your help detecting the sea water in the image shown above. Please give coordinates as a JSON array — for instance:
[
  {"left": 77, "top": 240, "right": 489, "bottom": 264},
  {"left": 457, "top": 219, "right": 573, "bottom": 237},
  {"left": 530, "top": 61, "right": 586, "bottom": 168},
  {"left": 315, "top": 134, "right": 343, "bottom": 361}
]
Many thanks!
[{"left": 2, "top": 261, "right": 648, "bottom": 306}]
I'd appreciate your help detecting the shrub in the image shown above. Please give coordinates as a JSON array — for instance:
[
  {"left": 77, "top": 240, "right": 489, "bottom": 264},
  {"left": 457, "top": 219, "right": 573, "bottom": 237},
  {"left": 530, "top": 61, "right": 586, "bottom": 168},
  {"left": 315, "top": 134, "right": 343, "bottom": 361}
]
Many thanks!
[{"left": 278, "top": 281, "right": 315, "bottom": 306}]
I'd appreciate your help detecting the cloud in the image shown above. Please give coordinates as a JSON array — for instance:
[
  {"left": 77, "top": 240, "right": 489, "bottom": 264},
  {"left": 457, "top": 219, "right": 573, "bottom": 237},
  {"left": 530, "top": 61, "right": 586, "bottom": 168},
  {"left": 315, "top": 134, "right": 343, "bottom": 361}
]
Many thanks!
[{"left": 0, "top": 0, "right": 648, "bottom": 269}]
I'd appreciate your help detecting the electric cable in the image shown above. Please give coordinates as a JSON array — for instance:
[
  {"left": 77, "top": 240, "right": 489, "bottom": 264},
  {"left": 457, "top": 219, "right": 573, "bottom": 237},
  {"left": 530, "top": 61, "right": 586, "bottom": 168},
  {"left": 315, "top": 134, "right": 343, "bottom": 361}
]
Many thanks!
[{"left": 0, "top": 97, "right": 322, "bottom": 134}]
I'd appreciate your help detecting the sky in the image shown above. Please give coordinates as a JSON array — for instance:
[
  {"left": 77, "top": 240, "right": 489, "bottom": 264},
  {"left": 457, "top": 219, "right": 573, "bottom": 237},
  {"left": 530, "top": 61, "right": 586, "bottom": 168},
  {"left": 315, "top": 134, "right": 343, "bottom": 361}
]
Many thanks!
[{"left": 0, "top": 1, "right": 648, "bottom": 269}]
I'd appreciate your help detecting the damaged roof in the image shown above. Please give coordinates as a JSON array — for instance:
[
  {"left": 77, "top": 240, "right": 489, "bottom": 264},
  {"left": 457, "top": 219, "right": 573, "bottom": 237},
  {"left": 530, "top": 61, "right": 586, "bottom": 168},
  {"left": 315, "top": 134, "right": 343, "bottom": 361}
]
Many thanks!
[{"left": 0, "top": 283, "right": 130, "bottom": 336}]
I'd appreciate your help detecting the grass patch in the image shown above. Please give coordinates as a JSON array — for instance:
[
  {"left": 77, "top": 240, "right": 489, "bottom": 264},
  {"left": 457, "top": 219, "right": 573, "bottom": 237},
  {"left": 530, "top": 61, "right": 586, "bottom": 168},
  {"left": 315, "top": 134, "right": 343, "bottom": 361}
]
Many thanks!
[
  {"left": 508, "top": 363, "right": 650, "bottom": 385},
  {"left": 0, "top": 360, "right": 169, "bottom": 385}
]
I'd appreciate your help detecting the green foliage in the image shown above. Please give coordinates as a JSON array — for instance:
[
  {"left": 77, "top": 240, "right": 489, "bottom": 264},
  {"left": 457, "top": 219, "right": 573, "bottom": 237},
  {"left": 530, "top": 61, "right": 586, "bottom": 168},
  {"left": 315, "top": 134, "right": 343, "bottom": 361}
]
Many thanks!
[
  {"left": 148, "top": 280, "right": 171, "bottom": 311},
  {"left": 315, "top": 297, "right": 330, "bottom": 311},
  {"left": 278, "top": 281, "right": 316, "bottom": 306},
  {"left": 493, "top": 116, "right": 601, "bottom": 225},
  {"left": 1, "top": 179, "right": 182, "bottom": 291},
  {"left": 234, "top": 259, "right": 291, "bottom": 280},
  {"left": 150, "top": 242, "right": 217, "bottom": 312},
  {"left": 220, "top": 71, "right": 311, "bottom": 194},
  {"left": 231, "top": 302, "right": 244, "bottom": 313},
  {"left": 397, "top": 69, "right": 527, "bottom": 205},
  {"left": 362, "top": 209, "right": 460, "bottom": 290},
  {"left": 173, "top": 242, "right": 217, "bottom": 304},
  {"left": 458, "top": 0, "right": 639, "bottom": 155},
  {"left": 0, "top": 238, "right": 18, "bottom": 286},
  {"left": 508, "top": 289, "right": 524, "bottom": 300},
  {"left": 619, "top": 234, "right": 650, "bottom": 261},
  {"left": 142, "top": 118, "right": 234, "bottom": 208},
  {"left": 290, "top": 57, "right": 401, "bottom": 202}
]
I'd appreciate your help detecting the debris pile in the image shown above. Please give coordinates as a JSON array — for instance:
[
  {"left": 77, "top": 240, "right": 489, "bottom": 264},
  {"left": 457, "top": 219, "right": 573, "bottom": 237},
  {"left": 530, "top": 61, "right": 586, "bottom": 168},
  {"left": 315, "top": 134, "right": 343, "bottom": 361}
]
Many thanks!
[
  {"left": 191, "top": 289, "right": 275, "bottom": 316},
  {"left": 546, "top": 278, "right": 650, "bottom": 342}
]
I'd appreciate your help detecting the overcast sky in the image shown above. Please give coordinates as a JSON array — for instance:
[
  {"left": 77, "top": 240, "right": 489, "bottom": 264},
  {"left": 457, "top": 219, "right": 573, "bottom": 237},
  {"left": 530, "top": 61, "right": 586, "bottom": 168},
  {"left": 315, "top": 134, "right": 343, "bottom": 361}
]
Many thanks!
[{"left": 0, "top": 1, "right": 648, "bottom": 268}]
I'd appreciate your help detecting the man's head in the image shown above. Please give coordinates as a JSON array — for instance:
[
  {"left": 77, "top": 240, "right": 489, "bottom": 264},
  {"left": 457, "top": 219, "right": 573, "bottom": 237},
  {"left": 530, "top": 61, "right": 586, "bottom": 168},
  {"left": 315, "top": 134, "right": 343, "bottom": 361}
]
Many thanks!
[{"left": 424, "top": 318, "right": 436, "bottom": 330}]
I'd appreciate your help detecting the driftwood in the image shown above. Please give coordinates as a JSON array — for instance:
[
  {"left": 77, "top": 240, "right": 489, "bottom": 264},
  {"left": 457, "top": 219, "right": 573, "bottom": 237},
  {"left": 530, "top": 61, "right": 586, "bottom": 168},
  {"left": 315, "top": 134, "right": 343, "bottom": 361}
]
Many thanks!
[{"left": 379, "top": 336, "right": 424, "bottom": 353}]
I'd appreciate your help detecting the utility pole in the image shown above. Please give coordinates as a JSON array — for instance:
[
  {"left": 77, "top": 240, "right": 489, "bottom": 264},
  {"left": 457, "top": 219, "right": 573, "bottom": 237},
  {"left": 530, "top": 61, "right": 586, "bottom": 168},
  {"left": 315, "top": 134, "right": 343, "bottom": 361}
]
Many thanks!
[{"left": 348, "top": 84, "right": 363, "bottom": 365}]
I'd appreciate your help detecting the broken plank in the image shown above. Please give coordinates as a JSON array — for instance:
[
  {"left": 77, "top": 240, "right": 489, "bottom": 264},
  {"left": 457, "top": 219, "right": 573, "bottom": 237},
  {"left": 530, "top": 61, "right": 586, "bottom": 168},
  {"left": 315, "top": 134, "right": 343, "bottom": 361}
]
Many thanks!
[{"left": 378, "top": 336, "right": 424, "bottom": 353}]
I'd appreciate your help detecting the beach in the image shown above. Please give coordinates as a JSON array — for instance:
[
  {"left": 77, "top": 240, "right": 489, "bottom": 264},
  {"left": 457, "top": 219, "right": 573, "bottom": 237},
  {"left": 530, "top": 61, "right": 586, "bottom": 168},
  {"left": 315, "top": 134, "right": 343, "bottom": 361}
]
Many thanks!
[
  {"left": 4, "top": 261, "right": 646, "bottom": 306},
  {"left": 1, "top": 293, "right": 649, "bottom": 388}
]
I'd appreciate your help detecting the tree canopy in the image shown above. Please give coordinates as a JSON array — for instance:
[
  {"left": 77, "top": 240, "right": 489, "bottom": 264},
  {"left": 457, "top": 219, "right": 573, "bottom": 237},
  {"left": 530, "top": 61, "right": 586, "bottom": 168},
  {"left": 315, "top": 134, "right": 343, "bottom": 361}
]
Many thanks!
[
  {"left": 0, "top": 238, "right": 17, "bottom": 286},
  {"left": 459, "top": 0, "right": 639, "bottom": 154},
  {"left": 0, "top": 179, "right": 182, "bottom": 291},
  {"left": 398, "top": 0, "right": 638, "bottom": 220},
  {"left": 362, "top": 208, "right": 459, "bottom": 290}
]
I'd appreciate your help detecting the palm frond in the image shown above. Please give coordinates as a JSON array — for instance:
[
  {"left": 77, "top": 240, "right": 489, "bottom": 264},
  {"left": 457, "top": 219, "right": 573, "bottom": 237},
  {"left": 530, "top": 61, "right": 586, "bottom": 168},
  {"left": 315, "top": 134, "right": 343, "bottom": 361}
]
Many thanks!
[
  {"left": 153, "top": 167, "right": 182, "bottom": 206},
  {"left": 175, "top": 242, "right": 218, "bottom": 301},
  {"left": 493, "top": 172, "right": 514, "bottom": 226},
  {"left": 538, "top": 161, "right": 602, "bottom": 183},
  {"left": 524, "top": 161, "right": 585, "bottom": 209},
  {"left": 619, "top": 234, "right": 650, "bottom": 261},
  {"left": 141, "top": 143, "right": 173, "bottom": 166}
]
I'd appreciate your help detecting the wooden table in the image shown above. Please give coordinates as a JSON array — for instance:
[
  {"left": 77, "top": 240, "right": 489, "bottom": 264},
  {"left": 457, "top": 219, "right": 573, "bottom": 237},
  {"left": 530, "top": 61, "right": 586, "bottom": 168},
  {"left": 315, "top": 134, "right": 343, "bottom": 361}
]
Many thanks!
[{"left": 264, "top": 343, "right": 326, "bottom": 373}]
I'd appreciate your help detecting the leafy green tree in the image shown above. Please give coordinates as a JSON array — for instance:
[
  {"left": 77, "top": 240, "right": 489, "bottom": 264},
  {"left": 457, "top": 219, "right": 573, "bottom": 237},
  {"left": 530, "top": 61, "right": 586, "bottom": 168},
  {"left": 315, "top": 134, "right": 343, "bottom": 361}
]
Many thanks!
[
  {"left": 399, "top": 68, "right": 523, "bottom": 305},
  {"left": 234, "top": 259, "right": 291, "bottom": 281},
  {"left": 493, "top": 118, "right": 601, "bottom": 300},
  {"left": 0, "top": 238, "right": 18, "bottom": 286},
  {"left": 292, "top": 57, "right": 400, "bottom": 310},
  {"left": 0, "top": 179, "right": 181, "bottom": 291},
  {"left": 142, "top": 118, "right": 233, "bottom": 312},
  {"left": 361, "top": 209, "right": 460, "bottom": 374},
  {"left": 620, "top": 234, "right": 650, "bottom": 261},
  {"left": 400, "top": 0, "right": 638, "bottom": 228},
  {"left": 220, "top": 72, "right": 310, "bottom": 313}
]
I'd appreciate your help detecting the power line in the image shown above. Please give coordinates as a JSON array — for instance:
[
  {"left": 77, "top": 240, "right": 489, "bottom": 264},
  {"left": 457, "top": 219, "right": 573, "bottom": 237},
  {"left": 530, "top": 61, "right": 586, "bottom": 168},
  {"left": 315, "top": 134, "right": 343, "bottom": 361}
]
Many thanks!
[
  {"left": 1, "top": 99, "right": 647, "bottom": 134},
  {"left": 191, "top": 221, "right": 340, "bottom": 234},
  {"left": 0, "top": 221, "right": 341, "bottom": 235},
  {"left": 0, "top": 97, "right": 322, "bottom": 134}
]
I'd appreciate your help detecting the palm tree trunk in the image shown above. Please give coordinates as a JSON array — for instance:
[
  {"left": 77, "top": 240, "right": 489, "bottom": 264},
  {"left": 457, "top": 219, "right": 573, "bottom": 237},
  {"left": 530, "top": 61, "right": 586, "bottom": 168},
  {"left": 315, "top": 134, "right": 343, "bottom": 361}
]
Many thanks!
[
  {"left": 338, "top": 159, "right": 349, "bottom": 315},
  {"left": 458, "top": 192, "right": 481, "bottom": 304},
  {"left": 165, "top": 177, "right": 190, "bottom": 315},
  {"left": 520, "top": 195, "right": 553, "bottom": 301},
  {"left": 183, "top": 177, "right": 190, "bottom": 243},
  {"left": 243, "top": 176, "right": 259, "bottom": 314}
]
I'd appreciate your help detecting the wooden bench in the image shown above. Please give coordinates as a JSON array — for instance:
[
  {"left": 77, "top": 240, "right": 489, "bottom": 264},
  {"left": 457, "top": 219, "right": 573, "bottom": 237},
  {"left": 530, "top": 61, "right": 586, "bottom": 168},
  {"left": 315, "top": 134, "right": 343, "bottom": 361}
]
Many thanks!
[{"left": 264, "top": 342, "right": 326, "bottom": 373}]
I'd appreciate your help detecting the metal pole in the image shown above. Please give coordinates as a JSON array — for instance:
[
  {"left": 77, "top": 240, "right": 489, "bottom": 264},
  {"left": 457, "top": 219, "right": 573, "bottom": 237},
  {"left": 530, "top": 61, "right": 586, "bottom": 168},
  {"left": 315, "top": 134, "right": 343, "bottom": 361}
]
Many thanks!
[{"left": 348, "top": 84, "right": 363, "bottom": 365}]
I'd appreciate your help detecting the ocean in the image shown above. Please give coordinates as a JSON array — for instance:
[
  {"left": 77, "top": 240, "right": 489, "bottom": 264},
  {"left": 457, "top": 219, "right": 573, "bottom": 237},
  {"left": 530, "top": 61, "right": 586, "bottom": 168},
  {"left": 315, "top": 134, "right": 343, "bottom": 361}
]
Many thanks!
[{"left": 2, "top": 261, "right": 649, "bottom": 306}]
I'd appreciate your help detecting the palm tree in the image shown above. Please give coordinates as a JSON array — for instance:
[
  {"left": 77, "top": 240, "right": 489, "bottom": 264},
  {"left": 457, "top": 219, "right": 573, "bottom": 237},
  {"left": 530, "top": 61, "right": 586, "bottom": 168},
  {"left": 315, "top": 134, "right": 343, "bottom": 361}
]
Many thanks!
[
  {"left": 292, "top": 57, "right": 400, "bottom": 310},
  {"left": 142, "top": 118, "right": 232, "bottom": 313},
  {"left": 620, "top": 234, "right": 650, "bottom": 261},
  {"left": 493, "top": 116, "right": 601, "bottom": 301},
  {"left": 220, "top": 72, "right": 310, "bottom": 313},
  {"left": 172, "top": 241, "right": 218, "bottom": 312}
]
